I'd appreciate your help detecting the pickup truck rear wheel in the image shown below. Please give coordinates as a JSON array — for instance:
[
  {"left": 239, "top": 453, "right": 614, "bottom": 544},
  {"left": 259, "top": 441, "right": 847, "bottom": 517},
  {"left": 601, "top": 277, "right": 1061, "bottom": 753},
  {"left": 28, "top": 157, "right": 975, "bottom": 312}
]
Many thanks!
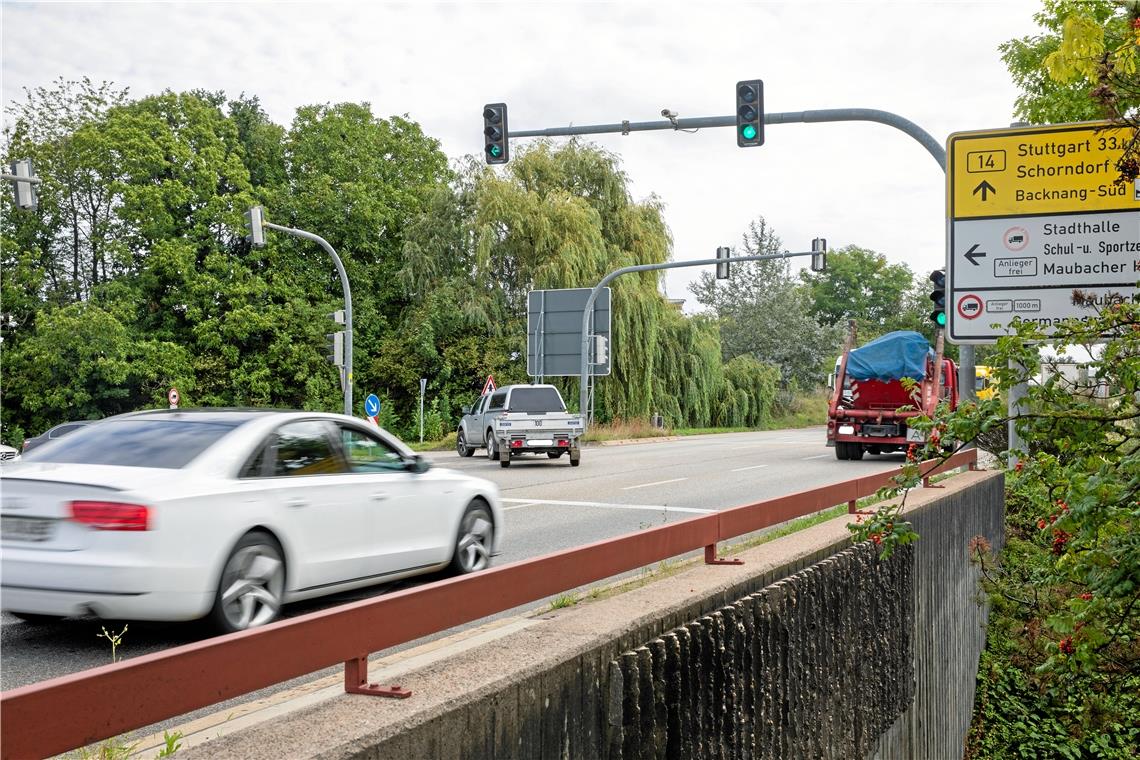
[
  {"left": 486, "top": 430, "right": 498, "bottom": 461},
  {"left": 456, "top": 429, "right": 475, "bottom": 457}
]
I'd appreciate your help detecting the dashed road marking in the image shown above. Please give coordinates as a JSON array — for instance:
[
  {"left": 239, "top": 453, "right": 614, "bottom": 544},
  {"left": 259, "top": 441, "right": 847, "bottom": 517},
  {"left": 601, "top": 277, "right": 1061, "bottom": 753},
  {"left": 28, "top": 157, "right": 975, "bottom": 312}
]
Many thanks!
[
  {"left": 803, "top": 454, "right": 831, "bottom": 460},
  {"left": 622, "top": 477, "right": 688, "bottom": 491},
  {"left": 501, "top": 498, "right": 713, "bottom": 515},
  {"left": 731, "top": 464, "right": 770, "bottom": 472}
]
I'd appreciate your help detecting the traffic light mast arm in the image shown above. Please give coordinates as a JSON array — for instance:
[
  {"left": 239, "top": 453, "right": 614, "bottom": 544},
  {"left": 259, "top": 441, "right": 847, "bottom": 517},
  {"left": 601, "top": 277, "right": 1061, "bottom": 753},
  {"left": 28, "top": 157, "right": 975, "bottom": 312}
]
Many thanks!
[
  {"left": 507, "top": 108, "right": 946, "bottom": 169},
  {"left": 577, "top": 249, "right": 821, "bottom": 428}
]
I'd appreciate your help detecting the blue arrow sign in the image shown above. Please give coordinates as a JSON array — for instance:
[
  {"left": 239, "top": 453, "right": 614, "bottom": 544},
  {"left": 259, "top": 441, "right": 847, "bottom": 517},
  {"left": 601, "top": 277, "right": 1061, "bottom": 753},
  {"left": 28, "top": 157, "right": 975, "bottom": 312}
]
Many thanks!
[{"left": 364, "top": 394, "right": 380, "bottom": 417}]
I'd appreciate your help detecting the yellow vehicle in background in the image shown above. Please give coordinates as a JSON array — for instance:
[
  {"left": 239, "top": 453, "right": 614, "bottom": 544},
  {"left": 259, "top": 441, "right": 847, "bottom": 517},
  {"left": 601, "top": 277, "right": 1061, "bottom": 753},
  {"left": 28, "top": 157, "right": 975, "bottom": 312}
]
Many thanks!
[{"left": 975, "top": 365, "right": 999, "bottom": 400}]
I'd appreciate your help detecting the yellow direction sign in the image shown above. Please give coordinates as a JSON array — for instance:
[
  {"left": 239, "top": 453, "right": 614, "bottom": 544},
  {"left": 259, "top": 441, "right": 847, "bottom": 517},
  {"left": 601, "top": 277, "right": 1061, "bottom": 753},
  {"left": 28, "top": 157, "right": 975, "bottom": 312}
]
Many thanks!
[
  {"left": 948, "top": 121, "right": 1138, "bottom": 219},
  {"left": 946, "top": 121, "right": 1140, "bottom": 344}
]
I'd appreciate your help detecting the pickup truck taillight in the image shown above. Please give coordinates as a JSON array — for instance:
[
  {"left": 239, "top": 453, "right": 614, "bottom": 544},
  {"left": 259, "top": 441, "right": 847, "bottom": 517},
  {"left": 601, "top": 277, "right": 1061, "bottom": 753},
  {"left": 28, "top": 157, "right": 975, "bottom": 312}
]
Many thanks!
[{"left": 69, "top": 501, "right": 151, "bottom": 531}]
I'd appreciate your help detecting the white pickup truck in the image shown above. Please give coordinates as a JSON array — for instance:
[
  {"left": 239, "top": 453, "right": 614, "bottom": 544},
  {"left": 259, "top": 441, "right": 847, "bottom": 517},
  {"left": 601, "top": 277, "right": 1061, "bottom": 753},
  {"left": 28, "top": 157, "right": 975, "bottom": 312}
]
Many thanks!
[{"left": 456, "top": 384, "right": 583, "bottom": 468}]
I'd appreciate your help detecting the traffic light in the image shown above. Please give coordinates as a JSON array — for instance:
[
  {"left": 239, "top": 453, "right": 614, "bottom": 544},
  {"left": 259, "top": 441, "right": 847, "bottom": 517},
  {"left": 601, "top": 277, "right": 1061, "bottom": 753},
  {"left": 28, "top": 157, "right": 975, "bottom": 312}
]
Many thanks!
[
  {"left": 9, "top": 159, "right": 37, "bottom": 210},
  {"left": 244, "top": 206, "right": 265, "bottom": 248},
  {"left": 716, "top": 246, "right": 731, "bottom": 279},
  {"left": 592, "top": 335, "right": 608, "bottom": 366},
  {"left": 326, "top": 330, "right": 345, "bottom": 367},
  {"left": 482, "top": 103, "right": 509, "bottom": 165},
  {"left": 811, "top": 238, "right": 827, "bottom": 272},
  {"left": 929, "top": 269, "right": 947, "bottom": 327},
  {"left": 735, "top": 80, "right": 764, "bottom": 147}
]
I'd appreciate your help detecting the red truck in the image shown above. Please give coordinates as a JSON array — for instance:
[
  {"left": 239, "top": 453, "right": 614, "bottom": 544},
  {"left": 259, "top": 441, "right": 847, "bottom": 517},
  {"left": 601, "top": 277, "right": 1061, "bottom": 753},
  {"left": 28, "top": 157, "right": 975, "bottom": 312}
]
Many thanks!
[{"left": 826, "top": 328, "right": 957, "bottom": 460}]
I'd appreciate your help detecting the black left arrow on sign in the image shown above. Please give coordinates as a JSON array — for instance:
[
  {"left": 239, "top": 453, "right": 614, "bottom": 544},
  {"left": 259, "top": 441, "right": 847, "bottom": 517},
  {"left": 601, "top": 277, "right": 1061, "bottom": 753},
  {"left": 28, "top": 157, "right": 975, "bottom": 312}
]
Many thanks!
[
  {"left": 973, "top": 180, "right": 996, "bottom": 201},
  {"left": 964, "top": 244, "right": 987, "bottom": 266}
]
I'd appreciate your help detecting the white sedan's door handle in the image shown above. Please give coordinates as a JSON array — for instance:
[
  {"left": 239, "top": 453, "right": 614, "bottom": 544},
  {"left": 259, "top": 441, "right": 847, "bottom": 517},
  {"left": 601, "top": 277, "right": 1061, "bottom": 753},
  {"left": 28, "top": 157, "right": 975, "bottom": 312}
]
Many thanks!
[
  {"left": 285, "top": 497, "right": 308, "bottom": 509},
  {"left": 371, "top": 492, "right": 389, "bottom": 502}
]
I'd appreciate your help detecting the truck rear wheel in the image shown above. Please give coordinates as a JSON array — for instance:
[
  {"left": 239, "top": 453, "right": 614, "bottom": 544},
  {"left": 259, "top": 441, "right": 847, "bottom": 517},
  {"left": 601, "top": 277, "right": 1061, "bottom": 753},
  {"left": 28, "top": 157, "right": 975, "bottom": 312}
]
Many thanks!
[
  {"left": 849, "top": 444, "right": 865, "bottom": 461},
  {"left": 835, "top": 442, "right": 851, "bottom": 460}
]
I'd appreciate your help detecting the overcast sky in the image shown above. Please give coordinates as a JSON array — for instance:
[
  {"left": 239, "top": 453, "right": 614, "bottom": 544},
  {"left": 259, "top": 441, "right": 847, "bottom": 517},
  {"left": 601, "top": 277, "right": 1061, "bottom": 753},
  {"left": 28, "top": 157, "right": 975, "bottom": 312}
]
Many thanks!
[{"left": 2, "top": 0, "right": 1042, "bottom": 308}]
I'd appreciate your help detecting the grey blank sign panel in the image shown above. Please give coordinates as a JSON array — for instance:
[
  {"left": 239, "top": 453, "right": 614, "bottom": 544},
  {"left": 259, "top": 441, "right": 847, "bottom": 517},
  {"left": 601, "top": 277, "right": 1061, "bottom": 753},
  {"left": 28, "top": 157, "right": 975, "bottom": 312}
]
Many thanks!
[{"left": 527, "top": 288, "right": 611, "bottom": 377}]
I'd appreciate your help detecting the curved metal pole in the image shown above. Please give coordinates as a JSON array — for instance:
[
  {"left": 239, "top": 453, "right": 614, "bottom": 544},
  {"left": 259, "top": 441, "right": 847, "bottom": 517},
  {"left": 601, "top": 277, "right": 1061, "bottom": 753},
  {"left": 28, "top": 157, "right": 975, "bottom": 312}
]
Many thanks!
[
  {"left": 579, "top": 250, "right": 816, "bottom": 425},
  {"left": 264, "top": 222, "right": 353, "bottom": 417},
  {"left": 511, "top": 108, "right": 946, "bottom": 169}
]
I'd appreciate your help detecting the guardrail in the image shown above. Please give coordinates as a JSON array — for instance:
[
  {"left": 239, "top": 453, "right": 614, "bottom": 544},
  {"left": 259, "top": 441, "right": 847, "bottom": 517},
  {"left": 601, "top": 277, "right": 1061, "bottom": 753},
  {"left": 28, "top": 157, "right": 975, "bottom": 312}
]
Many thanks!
[{"left": 0, "top": 449, "right": 976, "bottom": 759}]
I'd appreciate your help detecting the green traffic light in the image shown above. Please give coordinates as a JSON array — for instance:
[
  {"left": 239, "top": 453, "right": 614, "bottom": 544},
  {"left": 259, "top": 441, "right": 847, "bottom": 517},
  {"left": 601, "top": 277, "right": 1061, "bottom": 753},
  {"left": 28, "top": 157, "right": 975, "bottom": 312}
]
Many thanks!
[
  {"left": 934, "top": 311, "right": 947, "bottom": 327},
  {"left": 488, "top": 145, "right": 502, "bottom": 158},
  {"left": 741, "top": 124, "right": 757, "bottom": 140}
]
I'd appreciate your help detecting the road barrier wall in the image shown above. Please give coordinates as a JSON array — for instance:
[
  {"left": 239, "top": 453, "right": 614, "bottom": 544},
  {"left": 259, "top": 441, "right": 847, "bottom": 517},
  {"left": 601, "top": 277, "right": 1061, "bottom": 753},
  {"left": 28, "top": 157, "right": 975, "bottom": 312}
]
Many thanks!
[{"left": 180, "top": 469, "right": 1003, "bottom": 759}]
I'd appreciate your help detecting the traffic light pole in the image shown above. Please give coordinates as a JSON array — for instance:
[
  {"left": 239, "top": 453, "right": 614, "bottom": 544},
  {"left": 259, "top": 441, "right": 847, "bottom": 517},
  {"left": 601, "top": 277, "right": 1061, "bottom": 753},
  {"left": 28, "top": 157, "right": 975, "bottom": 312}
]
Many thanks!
[
  {"left": 510, "top": 106, "right": 977, "bottom": 408},
  {"left": 509, "top": 108, "right": 946, "bottom": 169},
  {"left": 578, "top": 249, "right": 819, "bottom": 427},
  {"left": 263, "top": 222, "right": 354, "bottom": 417}
]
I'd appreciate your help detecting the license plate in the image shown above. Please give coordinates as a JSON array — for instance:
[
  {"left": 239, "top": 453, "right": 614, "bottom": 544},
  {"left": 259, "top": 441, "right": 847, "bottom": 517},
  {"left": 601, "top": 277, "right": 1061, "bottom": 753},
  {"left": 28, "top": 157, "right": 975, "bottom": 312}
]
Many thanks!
[
  {"left": 527, "top": 439, "right": 554, "bottom": 447},
  {"left": 1, "top": 515, "right": 55, "bottom": 542},
  {"left": 905, "top": 428, "right": 927, "bottom": 443}
]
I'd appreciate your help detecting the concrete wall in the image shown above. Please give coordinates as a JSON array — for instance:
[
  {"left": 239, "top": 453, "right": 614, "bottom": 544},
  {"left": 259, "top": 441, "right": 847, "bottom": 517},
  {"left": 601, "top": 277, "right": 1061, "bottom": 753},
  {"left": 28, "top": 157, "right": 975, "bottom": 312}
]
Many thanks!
[
  {"left": 180, "top": 470, "right": 1003, "bottom": 760},
  {"left": 607, "top": 542, "right": 914, "bottom": 759},
  {"left": 871, "top": 468, "right": 1006, "bottom": 759}
]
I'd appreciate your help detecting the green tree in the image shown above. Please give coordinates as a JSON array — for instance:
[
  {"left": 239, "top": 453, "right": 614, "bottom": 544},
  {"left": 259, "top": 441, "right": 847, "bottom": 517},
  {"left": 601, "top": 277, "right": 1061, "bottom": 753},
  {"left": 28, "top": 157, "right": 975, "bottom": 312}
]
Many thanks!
[
  {"left": 799, "top": 244, "right": 920, "bottom": 339},
  {"left": 1002, "top": 0, "right": 1139, "bottom": 181},
  {"left": 691, "top": 218, "right": 842, "bottom": 389},
  {"left": 1, "top": 302, "right": 193, "bottom": 442},
  {"left": 2, "top": 77, "right": 130, "bottom": 303}
]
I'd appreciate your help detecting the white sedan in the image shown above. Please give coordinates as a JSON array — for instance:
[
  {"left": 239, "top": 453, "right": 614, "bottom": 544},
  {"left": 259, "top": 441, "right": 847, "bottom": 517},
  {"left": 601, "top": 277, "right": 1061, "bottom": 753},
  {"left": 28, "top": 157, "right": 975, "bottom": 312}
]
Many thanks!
[{"left": 1, "top": 409, "right": 503, "bottom": 632}]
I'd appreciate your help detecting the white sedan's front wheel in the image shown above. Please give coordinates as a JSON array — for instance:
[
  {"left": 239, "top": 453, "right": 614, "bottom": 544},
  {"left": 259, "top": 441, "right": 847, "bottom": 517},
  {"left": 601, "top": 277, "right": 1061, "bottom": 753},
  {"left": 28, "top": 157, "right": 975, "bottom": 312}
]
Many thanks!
[
  {"left": 449, "top": 502, "right": 494, "bottom": 574},
  {"left": 209, "top": 531, "right": 286, "bottom": 633}
]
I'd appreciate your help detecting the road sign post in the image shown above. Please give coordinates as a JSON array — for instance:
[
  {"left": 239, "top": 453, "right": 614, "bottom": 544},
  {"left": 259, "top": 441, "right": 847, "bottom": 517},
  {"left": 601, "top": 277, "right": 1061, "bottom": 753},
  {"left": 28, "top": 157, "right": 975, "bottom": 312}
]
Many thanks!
[{"left": 946, "top": 121, "right": 1140, "bottom": 344}]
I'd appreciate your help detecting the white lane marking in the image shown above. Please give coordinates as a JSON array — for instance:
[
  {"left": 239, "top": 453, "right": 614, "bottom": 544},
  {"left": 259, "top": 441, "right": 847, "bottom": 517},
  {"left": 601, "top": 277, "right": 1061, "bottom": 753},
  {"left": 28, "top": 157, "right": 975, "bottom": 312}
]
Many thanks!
[
  {"left": 503, "top": 502, "right": 543, "bottom": 511},
  {"left": 501, "top": 498, "right": 713, "bottom": 515},
  {"left": 803, "top": 454, "right": 831, "bottom": 460},
  {"left": 731, "top": 464, "right": 770, "bottom": 472},
  {"left": 621, "top": 477, "right": 688, "bottom": 491}
]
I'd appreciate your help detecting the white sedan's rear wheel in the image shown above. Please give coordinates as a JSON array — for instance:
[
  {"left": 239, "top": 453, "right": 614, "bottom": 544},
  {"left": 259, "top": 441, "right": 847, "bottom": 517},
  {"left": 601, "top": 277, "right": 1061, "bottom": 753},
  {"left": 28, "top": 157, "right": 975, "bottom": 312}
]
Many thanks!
[
  {"left": 209, "top": 531, "right": 285, "bottom": 633},
  {"left": 450, "top": 502, "right": 494, "bottom": 574}
]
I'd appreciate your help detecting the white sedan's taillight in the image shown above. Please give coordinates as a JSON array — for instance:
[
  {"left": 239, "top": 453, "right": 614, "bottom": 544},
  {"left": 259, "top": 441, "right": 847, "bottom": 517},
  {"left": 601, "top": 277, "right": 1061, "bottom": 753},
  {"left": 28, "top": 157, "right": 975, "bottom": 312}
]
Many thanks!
[{"left": 69, "top": 501, "right": 151, "bottom": 531}]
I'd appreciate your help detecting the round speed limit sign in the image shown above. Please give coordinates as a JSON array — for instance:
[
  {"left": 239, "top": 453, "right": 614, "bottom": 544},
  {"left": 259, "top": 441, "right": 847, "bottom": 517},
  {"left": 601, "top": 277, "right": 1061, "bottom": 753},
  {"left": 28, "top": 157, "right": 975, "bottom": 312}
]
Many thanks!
[{"left": 168, "top": 387, "right": 180, "bottom": 408}]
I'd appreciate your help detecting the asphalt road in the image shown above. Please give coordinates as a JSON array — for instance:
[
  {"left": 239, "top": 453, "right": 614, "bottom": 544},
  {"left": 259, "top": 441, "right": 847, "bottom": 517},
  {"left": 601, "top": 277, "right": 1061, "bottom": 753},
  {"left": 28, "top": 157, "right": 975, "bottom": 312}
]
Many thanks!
[{"left": 0, "top": 427, "right": 904, "bottom": 695}]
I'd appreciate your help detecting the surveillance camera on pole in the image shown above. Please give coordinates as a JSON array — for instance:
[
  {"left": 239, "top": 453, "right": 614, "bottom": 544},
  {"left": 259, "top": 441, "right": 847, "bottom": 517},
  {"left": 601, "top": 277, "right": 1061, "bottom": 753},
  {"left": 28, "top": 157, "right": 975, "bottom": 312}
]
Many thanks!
[{"left": 810, "top": 238, "right": 827, "bottom": 272}]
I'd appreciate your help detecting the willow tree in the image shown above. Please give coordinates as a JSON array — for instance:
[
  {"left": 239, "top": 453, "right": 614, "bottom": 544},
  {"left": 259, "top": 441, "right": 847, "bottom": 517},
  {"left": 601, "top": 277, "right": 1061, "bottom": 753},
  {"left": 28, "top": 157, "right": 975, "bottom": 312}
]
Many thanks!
[{"left": 400, "top": 140, "right": 672, "bottom": 421}]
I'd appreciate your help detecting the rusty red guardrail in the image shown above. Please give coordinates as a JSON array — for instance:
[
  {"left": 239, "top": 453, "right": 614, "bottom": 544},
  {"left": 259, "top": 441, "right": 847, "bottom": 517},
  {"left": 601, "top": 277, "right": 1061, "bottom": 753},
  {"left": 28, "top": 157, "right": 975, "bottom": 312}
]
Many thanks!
[{"left": 0, "top": 449, "right": 976, "bottom": 759}]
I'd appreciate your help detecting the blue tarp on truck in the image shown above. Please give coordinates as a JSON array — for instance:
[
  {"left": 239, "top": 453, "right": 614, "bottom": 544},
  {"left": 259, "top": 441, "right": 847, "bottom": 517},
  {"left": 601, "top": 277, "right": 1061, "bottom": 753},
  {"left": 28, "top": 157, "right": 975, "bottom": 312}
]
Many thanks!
[{"left": 845, "top": 331, "right": 933, "bottom": 382}]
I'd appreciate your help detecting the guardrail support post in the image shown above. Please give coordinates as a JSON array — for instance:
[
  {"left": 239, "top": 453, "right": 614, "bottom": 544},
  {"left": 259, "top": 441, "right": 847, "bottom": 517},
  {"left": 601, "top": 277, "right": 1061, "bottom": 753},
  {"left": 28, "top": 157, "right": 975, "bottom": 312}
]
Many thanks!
[
  {"left": 704, "top": 544, "right": 744, "bottom": 565},
  {"left": 847, "top": 500, "right": 858, "bottom": 514},
  {"left": 344, "top": 656, "right": 412, "bottom": 698}
]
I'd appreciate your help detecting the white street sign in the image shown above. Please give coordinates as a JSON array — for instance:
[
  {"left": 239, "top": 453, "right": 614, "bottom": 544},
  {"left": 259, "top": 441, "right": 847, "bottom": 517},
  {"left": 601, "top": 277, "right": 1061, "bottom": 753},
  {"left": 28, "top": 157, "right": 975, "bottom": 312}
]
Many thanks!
[{"left": 947, "top": 122, "right": 1140, "bottom": 343}]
